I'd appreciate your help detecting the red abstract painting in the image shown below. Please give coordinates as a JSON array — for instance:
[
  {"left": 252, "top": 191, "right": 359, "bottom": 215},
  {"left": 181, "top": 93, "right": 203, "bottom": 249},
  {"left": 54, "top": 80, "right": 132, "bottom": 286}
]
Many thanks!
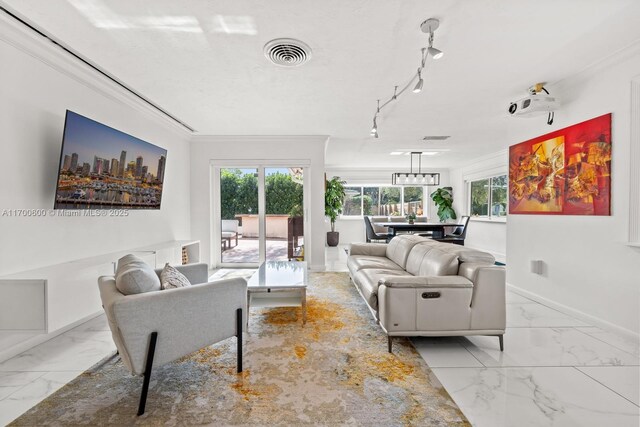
[{"left": 509, "top": 113, "right": 611, "bottom": 215}]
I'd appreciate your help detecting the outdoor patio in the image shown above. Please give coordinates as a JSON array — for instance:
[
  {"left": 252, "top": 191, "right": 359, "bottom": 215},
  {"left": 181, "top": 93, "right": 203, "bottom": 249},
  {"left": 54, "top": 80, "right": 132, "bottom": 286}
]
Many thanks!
[{"left": 221, "top": 237, "right": 303, "bottom": 263}]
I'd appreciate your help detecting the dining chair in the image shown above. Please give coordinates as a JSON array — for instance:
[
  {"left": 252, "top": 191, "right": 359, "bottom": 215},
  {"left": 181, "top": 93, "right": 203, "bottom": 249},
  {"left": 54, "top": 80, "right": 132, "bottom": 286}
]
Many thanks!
[
  {"left": 364, "top": 216, "right": 392, "bottom": 243},
  {"left": 434, "top": 215, "right": 470, "bottom": 245}
]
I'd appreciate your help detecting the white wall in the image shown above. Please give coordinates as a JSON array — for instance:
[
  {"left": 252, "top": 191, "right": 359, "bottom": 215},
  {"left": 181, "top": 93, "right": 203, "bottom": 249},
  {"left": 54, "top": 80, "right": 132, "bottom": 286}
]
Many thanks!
[
  {"left": 449, "top": 151, "right": 507, "bottom": 262},
  {"left": 325, "top": 168, "right": 450, "bottom": 244},
  {"left": 0, "top": 16, "right": 191, "bottom": 275},
  {"left": 505, "top": 47, "right": 640, "bottom": 336},
  {"left": 190, "top": 136, "right": 327, "bottom": 271}
]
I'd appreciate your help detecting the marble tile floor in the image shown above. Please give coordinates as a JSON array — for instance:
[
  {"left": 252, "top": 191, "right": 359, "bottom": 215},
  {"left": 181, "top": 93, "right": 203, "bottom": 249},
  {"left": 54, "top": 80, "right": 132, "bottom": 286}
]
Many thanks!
[
  {"left": 414, "top": 290, "right": 640, "bottom": 427},
  {"left": 0, "top": 315, "right": 115, "bottom": 425},
  {"left": 0, "top": 260, "right": 638, "bottom": 426}
]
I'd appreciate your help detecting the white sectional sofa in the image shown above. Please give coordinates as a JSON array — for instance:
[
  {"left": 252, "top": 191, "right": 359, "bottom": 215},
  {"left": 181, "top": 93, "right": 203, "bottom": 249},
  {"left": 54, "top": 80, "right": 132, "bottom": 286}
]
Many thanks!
[{"left": 347, "top": 235, "right": 506, "bottom": 352}]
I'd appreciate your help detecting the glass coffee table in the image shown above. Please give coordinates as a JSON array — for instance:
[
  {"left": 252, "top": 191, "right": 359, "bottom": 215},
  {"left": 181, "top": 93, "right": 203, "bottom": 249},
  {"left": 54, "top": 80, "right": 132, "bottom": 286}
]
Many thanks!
[{"left": 247, "top": 261, "right": 308, "bottom": 325}]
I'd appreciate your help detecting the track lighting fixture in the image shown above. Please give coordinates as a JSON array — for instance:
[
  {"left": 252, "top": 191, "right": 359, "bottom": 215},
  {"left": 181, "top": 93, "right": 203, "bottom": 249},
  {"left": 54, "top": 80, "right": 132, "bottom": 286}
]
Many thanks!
[
  {"left": 413, "top": 69, "right": 424, "bottom": 93},
  {"left": 428, "top": 46, "right": 443, "bottom": 59},
  {"left": 369, "top": 18, "right": 444, "bottom": 137}
]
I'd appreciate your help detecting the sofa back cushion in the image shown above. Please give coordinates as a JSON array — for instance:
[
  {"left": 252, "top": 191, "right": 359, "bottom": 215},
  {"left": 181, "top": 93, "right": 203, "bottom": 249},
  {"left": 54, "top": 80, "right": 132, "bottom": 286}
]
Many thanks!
[
  {"left": 385, "top": 235, "right": 426, "bottom": 269},
  {"left": 408, "top": 239, "right": 495, "bottom": 264},
  {"left": 405, "top": 243, "right": 459, "bottom": 277}
]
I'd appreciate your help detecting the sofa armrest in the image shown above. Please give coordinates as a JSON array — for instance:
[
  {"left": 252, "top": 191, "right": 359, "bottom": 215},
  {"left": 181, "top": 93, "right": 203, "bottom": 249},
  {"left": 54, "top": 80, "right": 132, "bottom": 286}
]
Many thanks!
[
  {"left": 349, "top": 243, "right": 388, "bottom": 257},
  {"left": 378, "top": 275, "right": 473, "bottom": 289},
  {"left": 104, "top": 277, "right": 246, "bottom": 375}
]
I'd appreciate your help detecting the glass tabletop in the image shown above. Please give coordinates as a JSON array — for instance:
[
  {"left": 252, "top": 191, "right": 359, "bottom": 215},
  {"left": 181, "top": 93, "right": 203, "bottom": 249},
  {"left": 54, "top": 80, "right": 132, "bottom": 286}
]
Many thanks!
[{"left": 247, "top": 261, "right": 308, "bottom": 289}]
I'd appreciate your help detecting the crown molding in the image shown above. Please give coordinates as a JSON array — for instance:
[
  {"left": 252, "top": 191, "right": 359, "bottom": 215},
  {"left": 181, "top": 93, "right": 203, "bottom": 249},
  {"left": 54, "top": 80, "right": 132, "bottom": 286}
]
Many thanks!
[
  {"left": 0, "top": 8, "right": 194, "bottom": 137},
  {"left": 554, "top": 38, "right": 640, "bottom": 88}
]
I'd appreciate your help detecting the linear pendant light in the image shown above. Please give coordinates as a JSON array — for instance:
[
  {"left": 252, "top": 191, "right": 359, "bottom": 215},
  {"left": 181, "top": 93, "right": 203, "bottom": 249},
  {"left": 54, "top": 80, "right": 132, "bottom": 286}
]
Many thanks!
[{"left": 391, "top": 152, "right": 440, "bottom": 186}]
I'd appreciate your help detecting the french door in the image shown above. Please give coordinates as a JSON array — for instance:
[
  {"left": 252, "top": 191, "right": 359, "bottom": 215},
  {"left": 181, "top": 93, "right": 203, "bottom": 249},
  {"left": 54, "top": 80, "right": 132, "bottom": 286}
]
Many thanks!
[{"left": 212, "top": 162, "right": 308, "bottom": 268}]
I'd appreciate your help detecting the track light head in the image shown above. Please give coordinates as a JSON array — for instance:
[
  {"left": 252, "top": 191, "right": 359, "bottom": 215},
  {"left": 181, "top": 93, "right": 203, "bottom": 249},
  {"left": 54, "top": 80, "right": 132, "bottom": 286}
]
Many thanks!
[
  {"left": 422, "top": 18, "right": 444, "bottom": 59},
  {"left": 413, "top": 78, "right": 423, "bottom": 93},
  {"left": 428, "top": 46, "right": 443, "bottom": 59},
  {"left": 413, "top": 69, "right": 424, "bottom": 93}
]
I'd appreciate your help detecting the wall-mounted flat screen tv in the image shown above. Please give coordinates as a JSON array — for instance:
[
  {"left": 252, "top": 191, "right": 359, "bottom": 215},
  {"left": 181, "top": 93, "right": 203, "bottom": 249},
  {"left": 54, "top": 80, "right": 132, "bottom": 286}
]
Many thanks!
[{"left": 55, "top": 110, "right": 167, "bottom": 210}]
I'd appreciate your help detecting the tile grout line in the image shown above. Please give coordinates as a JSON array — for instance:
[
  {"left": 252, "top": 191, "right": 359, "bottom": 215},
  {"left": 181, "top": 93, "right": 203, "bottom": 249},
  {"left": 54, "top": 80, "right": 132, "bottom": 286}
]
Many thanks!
[
  {"left": 572, "top": 366, "right": 640, "bottom": 408},
  {"left": 572, "top": 327, "right": 640, "bottom": 357},
  {"left": 455, "top": 336, "right": 488, "bottom": 368},
  {"left": 0, "top": 371, "right": 47, "bottom": 402},
  {"left": 429, "top": 365, "right": 638, "bottom": 369},
  {"left": 510, "top": 297, "right": 589, "bottom": 323}
]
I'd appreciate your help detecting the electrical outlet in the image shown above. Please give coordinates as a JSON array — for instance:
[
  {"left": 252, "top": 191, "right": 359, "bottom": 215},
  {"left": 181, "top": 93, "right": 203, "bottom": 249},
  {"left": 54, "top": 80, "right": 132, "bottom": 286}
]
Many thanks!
[{"left": 530, "top": 260, "right": 544, "bottom": 275}]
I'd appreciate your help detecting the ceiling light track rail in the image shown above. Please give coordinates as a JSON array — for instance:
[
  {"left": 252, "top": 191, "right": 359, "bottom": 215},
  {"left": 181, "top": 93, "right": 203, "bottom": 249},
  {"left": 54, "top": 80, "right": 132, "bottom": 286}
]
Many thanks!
[
  {"left": 0, "top": 5, "right": 195, "bottom": 133},
  {"left": 370, "top": 18, "right": 444, "bottom": 139}
]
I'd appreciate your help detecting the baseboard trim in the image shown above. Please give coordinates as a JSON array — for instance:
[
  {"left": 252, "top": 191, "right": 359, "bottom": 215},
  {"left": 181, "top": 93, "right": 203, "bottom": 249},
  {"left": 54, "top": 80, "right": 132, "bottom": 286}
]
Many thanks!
[
  {"left": 0, "top": 311, "right": 103, "bottom": 363},
  {"left": 506, "top": 282, "right": 640, "bottom": 342},
  {"left": 310, "top": 264, "right": 326, "bottom": 272}
]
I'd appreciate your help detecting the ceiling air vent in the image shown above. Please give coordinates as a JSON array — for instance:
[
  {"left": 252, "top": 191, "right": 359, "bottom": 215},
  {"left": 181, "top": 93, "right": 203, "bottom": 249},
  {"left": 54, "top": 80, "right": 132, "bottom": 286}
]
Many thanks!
[
  {"left": 422, "top": 136, "right": 450, "bottom": 141},
  {"left": 264, "top": 38, "right": 312, "bottom": 67}
]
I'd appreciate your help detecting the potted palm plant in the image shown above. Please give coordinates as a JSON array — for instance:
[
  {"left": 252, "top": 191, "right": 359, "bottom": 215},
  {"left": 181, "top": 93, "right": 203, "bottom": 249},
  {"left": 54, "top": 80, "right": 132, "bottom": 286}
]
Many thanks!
[
  {"left": 325, "top": 176, "right": 346, "bottom": 246},
  {"left": 430, "top": 186, "right": 457, "bottom": 222}
]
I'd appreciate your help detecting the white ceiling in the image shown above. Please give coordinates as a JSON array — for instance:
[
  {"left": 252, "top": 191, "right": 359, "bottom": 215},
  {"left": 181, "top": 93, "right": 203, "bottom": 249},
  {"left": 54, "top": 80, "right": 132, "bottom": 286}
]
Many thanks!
[{"left": 3, "top": 0, "right": 640, "bottom": 168}]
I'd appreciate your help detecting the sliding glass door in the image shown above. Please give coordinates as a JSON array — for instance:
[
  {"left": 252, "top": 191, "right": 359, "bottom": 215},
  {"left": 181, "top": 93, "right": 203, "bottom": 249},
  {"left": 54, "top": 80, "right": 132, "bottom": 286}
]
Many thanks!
[
  {"left": 219, "top": 168, "right": 259, "bottom": 264},
  {"left": 213, "top": 164, "right": 306, "bottom": 267}
]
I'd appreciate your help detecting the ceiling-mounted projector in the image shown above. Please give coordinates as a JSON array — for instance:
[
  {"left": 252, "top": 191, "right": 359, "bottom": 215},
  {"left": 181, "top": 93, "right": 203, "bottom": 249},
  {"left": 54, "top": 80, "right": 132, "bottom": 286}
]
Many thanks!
[{"left": 508, "top": 93, "right": 559, "bottom": 117}]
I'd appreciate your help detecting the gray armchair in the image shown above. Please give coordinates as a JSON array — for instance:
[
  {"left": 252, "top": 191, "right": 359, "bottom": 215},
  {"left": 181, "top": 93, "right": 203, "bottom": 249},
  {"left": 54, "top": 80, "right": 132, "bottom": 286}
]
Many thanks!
[{"left": 98, "top": 263, "right": 246, "bottom": 415}]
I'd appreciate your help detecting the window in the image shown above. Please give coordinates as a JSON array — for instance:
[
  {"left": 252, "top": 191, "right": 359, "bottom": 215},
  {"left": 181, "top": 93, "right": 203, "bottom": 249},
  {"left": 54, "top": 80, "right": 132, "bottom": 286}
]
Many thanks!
[
  {"left": 470, "top": 179, "right": 489, "bottom": 216},
  {"left": 380, "top": 187, "right": 401, "bottom": 216},
  {"left": 469, "top": 175, "right": 507, "bottom": 219},
  {"left": 490, "top": 175, "right": 507, "bottom": 217},
  {"left": 363, "top": 187, "right": 379, "bottom": 215},
  {"left": 403, "top": 187, "right": 424, "bottom": 216},
  {"left": 343, "top": 186, "right": 362, "bottom": 216},
  {"left": 341, "top": 186, "right": 426, "bottom": 218}
]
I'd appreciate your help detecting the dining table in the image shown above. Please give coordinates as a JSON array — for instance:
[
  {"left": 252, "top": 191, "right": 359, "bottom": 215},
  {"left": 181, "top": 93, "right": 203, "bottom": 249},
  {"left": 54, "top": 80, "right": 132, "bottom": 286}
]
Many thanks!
[{"left": 373, "top": 221, "right": 461, "bottom": 238}]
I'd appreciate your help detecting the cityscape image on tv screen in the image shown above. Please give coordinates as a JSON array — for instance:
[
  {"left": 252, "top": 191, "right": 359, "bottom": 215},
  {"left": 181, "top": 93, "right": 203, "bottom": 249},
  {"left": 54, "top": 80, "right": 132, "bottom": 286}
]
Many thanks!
[{"left": 55, "top": 111, "right": 167, "bottom": 209}]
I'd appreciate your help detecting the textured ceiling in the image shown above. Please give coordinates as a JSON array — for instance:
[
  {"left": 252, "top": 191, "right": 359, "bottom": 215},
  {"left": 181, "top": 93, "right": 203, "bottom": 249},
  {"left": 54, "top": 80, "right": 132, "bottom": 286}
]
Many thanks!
[{"left": 3, "top": 0, "right": 640, "bottom": 168}]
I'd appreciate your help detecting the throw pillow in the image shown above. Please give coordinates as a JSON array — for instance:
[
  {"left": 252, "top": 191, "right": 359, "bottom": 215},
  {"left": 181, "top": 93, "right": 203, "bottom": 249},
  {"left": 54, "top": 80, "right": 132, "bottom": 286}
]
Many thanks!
[
  {"left": 115, "top": 254, "right": 161, "bottom": 295},
  {"left": 160, "top": 263, "right": 191, "bottom": 290}
]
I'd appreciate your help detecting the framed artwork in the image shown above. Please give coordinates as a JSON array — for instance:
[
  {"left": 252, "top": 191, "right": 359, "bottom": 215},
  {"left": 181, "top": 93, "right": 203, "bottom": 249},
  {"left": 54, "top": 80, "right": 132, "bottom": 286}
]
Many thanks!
[{"left": 509, "top": 113, "right": 611, "bottom": 215}]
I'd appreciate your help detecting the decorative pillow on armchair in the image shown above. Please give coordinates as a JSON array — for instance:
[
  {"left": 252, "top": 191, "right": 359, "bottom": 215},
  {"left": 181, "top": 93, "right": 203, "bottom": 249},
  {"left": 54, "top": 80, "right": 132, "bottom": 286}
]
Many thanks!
[
  {"left": 160, "top": 263, "right": 191, "bottom": 290},
  {"left": 115, "top": 254, "right": 161, "bottom": 295}
]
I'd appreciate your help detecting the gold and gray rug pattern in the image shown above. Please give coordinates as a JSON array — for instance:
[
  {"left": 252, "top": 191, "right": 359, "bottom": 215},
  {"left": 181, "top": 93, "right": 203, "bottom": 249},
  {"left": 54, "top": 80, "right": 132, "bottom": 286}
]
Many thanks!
[{"left": 12, "top": 272, "right": 469, "bottom": 426}]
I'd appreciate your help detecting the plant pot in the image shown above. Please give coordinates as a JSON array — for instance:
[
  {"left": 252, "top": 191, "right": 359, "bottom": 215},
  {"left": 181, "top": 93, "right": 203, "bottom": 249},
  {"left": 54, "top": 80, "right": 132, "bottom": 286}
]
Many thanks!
[
  {"left": 327, "top": 231, "right": 339, "bottom": 247},
  {"left": 408, "top": 220, "right": 414, "bottom": 225}
]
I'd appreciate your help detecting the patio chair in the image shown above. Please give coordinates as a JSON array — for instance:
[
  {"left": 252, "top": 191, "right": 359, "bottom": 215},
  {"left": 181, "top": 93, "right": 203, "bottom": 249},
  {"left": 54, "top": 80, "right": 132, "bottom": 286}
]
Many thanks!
[{"left": 221, "top": 219, "right": 239, "bottom": 248}]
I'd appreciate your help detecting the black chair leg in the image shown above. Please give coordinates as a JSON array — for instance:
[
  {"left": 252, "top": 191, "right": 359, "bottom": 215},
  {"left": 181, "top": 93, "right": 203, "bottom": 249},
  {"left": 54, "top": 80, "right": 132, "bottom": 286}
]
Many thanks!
[
  {"left": 236, "top": 308, "right": 243, "bottom": 373},
  {"left": 387, "top": 336, "right": 393, "bottom": 353},
  {"left": 137, "top": 331, "right": 158, "bottom": 416},
  {"left": 498, "top": 334, "right": 504, "bottom": 352}
]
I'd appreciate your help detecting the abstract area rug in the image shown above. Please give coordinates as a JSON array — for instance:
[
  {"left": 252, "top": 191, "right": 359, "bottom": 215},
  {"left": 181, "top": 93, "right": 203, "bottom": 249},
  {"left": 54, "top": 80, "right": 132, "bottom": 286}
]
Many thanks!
[{"left": 12, "top": 272, "right": 469, "bottom": 426}]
